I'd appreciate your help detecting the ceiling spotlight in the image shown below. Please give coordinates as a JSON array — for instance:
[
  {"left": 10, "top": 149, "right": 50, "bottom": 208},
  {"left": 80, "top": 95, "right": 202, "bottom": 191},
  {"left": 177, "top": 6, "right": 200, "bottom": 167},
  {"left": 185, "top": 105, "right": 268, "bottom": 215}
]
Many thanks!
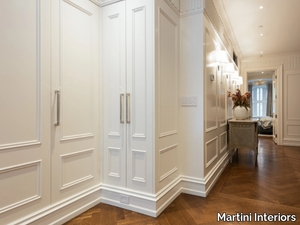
[
  {"left": 259, "top": 6, "right": 263, "bottom": 9},
  {"left": 260, "top": 34, "right": 263, "bottom": 36},
  {"left": 261, "top": 52, "right": 263, "bottom": 54},
  {"left": 262, "top": 72, "right": 264, "bottom": 74}
]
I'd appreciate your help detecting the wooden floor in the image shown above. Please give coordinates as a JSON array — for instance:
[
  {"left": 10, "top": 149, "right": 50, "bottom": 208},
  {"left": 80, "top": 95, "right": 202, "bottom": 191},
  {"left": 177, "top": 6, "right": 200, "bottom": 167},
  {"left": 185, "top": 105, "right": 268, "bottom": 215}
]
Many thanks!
[{"left": 64, "top": 138, "right": 300, "bottom": 224}]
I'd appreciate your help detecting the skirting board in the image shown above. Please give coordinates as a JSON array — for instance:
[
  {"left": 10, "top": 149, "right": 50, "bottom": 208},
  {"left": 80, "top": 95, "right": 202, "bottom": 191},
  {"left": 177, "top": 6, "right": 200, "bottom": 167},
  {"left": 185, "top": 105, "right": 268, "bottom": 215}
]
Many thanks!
[
  {"left": 10, "top": 153, "right": 229, "bottom": 224},
  {"left": 283, "top": 139, "right": 300, "bottom": 147}
]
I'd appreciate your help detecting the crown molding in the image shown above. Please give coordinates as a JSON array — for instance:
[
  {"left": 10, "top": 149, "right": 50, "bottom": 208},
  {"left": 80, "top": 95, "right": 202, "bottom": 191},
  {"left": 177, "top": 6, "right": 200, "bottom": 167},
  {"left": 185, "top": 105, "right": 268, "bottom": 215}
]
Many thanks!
[
  {"left": 242, "top": 53, "right": 300, "bottom": 70},
  {"left": 242, "top": 51, "right": 300, "bottom": 62},
  {"left": 214, "top": 0, "right": 243, "bottom": 60},
  {"left": 89, "top": 0, "right": 100, "bottom": 6},
  {"left": 99, "top": 0, "right": 124, "bottom": 7}
]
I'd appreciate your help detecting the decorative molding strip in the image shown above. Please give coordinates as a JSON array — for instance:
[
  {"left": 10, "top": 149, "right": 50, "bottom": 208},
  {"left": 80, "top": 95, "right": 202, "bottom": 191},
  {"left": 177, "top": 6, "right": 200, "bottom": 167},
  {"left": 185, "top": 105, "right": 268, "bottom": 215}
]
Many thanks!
[
  {"left": 242, "top": 54, "right": 300, "bottom": 70},
  {"left": 61, "top": 133, "right": 94, "bottom": 141},
  {"left": 286, "top": 125, "right": 300, "bottom": 136},
  {"left": 11, "top": 153, "right": 229, "bottom": 223},
  {"left": 60, "top": 149, "right": 94, "bottom": 190},
  {"left": 205, "top": 136, "right": 218, "bottom": 168},
  {"left": 100, "top": 0, "right": 124, "bottom": 7},
  {"left": 220, "top": 131, "right": 227, "bottom": 154},
  {"left": 160, "top": 167, "right": 178, "bottom": 182},
  {"left": 159, "top": 144, "right": 178, "bottom": 154},
  {"left": 204, "top": 152, "right": 229, "bottom": 195},
  {"left": 159, "top": 130, "right": 178, "bottom": 138},
  {"left": 63, "top": 0, "right": 93, "bottom": 16},
  {"left": 180, "top": 0, "right": 203, "bottom": 14},
  {"left": 132, "top": 149, "right": 146, "bottom": 183},
  {"left": 159, "top": 7, "right": 177, "bottom": 26},
  {"left": 89, "top": 0, "right": 100, "bottom": 6},
  {"left": 164, "top": 0, "right": 180, "bottom": 17},
  {"left": 203, "top": 2, "right": 240, "bottom": 68},
  {"left": 159, "top": 144, "right": 178, "bottom": 182},
  {"left": 108, "top": 13, "right": 119, "bottom": 19},
  {"left": 206, "top": 125, "right": 218, "bottom": 133},
  {"left": 108, "top": 147, "right": 121, "bottom": 178},
  {"left": 180, "top": 9, "right": 204, "bottom": 18},
  {"left": 108, "top": 132, "right": 120, "bottom": 137},
  {"left": 0, "top": 160, "right": 41, "bottom": 214},
  {"left": 0, "top": 140, "right": 41, "bottom": 151},
  {"left": 132, "top": 133, "right": 146, "bottom": 139},
  {"left": 13, "top": 185, "right": 101, "bottom": 225}
]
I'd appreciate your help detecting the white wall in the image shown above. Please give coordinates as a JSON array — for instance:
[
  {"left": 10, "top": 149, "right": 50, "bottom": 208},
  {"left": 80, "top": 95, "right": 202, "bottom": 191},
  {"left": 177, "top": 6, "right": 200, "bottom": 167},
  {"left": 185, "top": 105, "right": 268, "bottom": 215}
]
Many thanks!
[
  {"left": 242, "top": 54, "right": 300, "bottom": 146},
  {"left": 180, "top": 13, "right": 205, "bottom": 180}
]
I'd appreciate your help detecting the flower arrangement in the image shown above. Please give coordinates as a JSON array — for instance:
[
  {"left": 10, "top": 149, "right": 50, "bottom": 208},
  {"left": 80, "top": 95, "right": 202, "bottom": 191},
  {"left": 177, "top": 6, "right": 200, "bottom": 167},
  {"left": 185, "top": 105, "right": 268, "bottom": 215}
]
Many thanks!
[{"left": 227, "top": 89, "right": 251, "bottom": 110}]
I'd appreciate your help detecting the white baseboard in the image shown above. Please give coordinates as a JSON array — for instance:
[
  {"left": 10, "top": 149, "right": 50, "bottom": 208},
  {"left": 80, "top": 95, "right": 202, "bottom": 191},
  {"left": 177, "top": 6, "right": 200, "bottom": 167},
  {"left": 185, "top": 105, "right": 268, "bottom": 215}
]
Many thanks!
[
  {"left": 11, "top": 153, "right": 229, "bottom": 224},
  {"left": 283, "top": 138, "right": 300, "bottom": 146},
  {"left": 12, "top": 185, "right": 101, "bottom": 225}
]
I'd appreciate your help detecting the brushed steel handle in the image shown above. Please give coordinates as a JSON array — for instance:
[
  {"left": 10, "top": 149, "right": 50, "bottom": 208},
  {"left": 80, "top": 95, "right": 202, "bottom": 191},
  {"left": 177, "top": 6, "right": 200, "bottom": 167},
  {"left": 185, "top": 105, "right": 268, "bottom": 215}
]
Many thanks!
[
  {"left": 55, "top": 90, "right": 60, "bottom": 126},
  {"left": 120, "top": 93, "right": 124, "bottom": 123},
  {"left": 126, "top": 93, "right": 130, "bottom": 124}
]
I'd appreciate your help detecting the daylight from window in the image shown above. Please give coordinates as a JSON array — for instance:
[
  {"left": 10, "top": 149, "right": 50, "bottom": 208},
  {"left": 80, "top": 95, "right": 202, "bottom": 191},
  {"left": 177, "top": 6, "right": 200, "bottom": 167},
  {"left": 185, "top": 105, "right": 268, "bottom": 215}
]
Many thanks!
[{"left": 252, "top": 86, "right": 267, "bottom": 117}]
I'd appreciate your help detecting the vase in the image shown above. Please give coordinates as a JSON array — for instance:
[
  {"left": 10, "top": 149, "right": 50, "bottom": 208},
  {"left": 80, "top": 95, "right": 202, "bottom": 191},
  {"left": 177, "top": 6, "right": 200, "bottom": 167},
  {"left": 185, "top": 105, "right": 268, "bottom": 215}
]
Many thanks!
[{"left": 233, "top": 106, "right": 249, "bottom": 120}]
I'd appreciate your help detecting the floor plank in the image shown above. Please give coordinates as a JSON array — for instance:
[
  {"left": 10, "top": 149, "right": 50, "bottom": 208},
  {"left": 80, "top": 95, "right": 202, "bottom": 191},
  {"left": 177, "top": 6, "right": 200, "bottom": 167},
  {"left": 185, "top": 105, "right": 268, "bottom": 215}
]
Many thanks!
[{"left": 64, "top": 138, "right": 300, "bottom": 224}]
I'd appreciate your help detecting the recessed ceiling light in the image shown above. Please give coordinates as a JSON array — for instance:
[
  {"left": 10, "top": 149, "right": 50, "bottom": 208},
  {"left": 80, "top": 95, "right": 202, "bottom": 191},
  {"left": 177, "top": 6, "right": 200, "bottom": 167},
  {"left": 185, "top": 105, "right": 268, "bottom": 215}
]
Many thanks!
[
  {"left": 261, "top": 52, "right": 263, "bottom": 54},
  {"left": 260, "top": 34, "right": 263, "bottom": 36},
  {"left": 259, "top": 6, "right": 263, "bottom": 9},
  {"left": 262, "top": 72, "right": 264, "bottom": 74}
]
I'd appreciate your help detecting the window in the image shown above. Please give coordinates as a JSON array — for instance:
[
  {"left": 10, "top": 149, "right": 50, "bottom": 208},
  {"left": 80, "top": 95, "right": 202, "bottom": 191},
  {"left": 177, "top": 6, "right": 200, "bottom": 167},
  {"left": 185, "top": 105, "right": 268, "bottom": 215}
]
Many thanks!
[{"left": 252, "top": 86, "right": 267, "bottom": 117}]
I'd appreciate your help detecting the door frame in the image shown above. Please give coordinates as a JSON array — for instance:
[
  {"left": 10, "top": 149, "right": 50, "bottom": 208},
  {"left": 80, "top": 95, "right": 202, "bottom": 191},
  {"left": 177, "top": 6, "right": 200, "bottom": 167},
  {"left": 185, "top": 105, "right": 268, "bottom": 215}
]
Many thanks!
[{"left": 242, "top": 65, "right": 283, "bottom": 145}]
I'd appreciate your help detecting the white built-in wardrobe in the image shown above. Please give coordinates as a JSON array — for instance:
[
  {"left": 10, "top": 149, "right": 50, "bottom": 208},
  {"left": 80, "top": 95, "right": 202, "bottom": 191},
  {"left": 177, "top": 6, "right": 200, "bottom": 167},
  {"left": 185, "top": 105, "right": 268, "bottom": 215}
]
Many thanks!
[
  {"left": 1, "top": 0, "right": 100, "bottom": 224},
  {"left": 0, "top": 0, "right": 180, "bottom": 223}
]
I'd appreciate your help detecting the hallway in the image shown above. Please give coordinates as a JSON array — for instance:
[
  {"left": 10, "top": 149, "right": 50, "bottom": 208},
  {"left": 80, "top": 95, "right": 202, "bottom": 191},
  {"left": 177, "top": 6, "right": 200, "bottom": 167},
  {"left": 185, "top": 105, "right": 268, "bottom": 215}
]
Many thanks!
[{"left": 64, "top": 137, "right": 300, "bottom": 224}]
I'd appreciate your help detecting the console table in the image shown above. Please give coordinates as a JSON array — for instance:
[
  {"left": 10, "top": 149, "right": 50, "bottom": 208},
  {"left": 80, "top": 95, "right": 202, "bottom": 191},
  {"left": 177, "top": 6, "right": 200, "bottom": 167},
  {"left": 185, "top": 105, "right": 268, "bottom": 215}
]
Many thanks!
[{"left": 228, "top": 118, "right": 259, "bottom": 165}]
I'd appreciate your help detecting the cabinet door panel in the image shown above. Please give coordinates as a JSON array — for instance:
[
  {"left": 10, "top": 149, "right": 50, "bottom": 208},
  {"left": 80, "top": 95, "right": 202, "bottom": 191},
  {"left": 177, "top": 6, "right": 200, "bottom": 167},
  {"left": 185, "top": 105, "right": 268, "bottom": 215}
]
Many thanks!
[
  {"left": 51, "top": 0, "right": 100, "bottom": 203},
  {"left": 102, "top": 1, "right": 126, "bottom": 187},
  {"left": 0, "top": 0, "right": 51, "bottom": 223},
  {"left": 126, "top": 0, "right": 154, "bottom": 193}
]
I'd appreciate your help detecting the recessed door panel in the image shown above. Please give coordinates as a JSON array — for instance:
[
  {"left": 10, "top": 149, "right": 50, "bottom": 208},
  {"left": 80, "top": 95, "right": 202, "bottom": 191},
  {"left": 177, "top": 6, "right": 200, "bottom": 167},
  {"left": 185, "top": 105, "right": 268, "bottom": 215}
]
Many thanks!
[
  {"left": 126, "top": 0, "right": 154, "bottom": 193},
  {"left": 102, "top": 1, "right": 126, "bottom": 187},
  {"left": 61, "top": 0, "right": 93, "bottom": 139},
  {"left": 51, "top": 0, "right": 99, "bottom": 203},
  {"left": 0, "top": 0, "right": 51, "bottom": 223}
]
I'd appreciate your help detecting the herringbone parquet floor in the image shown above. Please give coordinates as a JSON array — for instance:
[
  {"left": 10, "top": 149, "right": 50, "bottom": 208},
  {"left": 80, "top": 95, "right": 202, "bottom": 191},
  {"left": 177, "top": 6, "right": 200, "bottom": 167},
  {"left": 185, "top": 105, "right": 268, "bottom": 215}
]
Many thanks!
[{"left": 64, "top": 138, "right": 300, "bottom": 224}]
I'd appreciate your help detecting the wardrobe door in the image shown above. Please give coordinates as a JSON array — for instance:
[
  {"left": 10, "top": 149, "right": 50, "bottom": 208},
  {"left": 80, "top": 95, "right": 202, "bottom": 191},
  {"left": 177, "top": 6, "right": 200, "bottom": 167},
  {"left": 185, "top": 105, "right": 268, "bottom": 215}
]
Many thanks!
[
  {"left": 0, "top": 0, "right": 51, "bottom": 224},
  {"left": 102, "top": 1, "right": 126, "bottom": 187},
  {"left": 126, "top": 0, "right": 154, "bottom": 193},
  {"left": 51, "top": 0, "right": 100, "bottom": 204}
]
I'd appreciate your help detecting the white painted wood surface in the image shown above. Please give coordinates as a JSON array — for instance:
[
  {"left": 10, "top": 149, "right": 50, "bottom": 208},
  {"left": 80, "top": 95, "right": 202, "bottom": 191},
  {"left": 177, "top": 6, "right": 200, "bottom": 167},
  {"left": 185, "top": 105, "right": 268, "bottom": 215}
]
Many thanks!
[
  {"left": 0, "top": 0, "right": 51, "bottom": 223},
  {"left": 51, "top": 0, "right": 100, "bottom": 204}
]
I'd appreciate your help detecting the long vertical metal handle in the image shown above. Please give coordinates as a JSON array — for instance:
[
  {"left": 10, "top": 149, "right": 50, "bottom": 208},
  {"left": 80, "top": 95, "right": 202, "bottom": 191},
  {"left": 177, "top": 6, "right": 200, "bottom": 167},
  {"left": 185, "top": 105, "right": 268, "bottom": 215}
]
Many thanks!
[
  {"left": 120, "top": 94, "right": 124, "bottom": 123},
  {"left": 126, "top": 93, "right": 131, "bottom": 123},
  {"left": 55, "top": 90, "right": 60, "bottom": 126}
]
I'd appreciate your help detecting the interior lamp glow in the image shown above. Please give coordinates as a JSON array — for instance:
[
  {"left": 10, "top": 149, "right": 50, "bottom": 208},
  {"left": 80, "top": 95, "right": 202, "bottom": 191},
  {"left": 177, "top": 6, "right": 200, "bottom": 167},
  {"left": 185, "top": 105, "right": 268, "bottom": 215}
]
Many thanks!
[
  {"left": 223, "top": 63, "right": 235, "bottom": 74},
  {"left": 238, "top": 76, "right": 243, "bottom": 85},
  {"left": 215, "top": 50, "right": 229, "bottom": 64}
]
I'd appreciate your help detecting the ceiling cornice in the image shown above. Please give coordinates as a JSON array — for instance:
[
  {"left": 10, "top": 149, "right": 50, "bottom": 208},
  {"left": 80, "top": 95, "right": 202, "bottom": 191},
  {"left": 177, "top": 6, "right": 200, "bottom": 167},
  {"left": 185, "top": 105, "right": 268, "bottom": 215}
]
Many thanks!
[
  {"left": 213, "top": 0, "right": 243, "bottom": 60},
  {"left": 242, "top": 51, "right": 300, "bottom": 61}
]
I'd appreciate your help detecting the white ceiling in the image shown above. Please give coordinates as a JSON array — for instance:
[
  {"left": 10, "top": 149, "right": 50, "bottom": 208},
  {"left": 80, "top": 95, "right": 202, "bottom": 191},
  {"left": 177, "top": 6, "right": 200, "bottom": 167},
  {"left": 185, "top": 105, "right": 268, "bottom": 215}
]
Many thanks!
[
  {"left": 248, "top": 71, "right": 274, "bottom": 76},
  {"left": 221, "top": 0, "right": 300, "bottom": 59}
]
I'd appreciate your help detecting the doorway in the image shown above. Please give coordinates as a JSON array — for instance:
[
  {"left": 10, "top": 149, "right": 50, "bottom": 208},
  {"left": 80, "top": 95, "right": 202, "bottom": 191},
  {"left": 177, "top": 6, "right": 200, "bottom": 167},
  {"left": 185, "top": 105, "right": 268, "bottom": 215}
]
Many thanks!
[{"left": 247, "top": 70, "right": 277, "bottom": 143}]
